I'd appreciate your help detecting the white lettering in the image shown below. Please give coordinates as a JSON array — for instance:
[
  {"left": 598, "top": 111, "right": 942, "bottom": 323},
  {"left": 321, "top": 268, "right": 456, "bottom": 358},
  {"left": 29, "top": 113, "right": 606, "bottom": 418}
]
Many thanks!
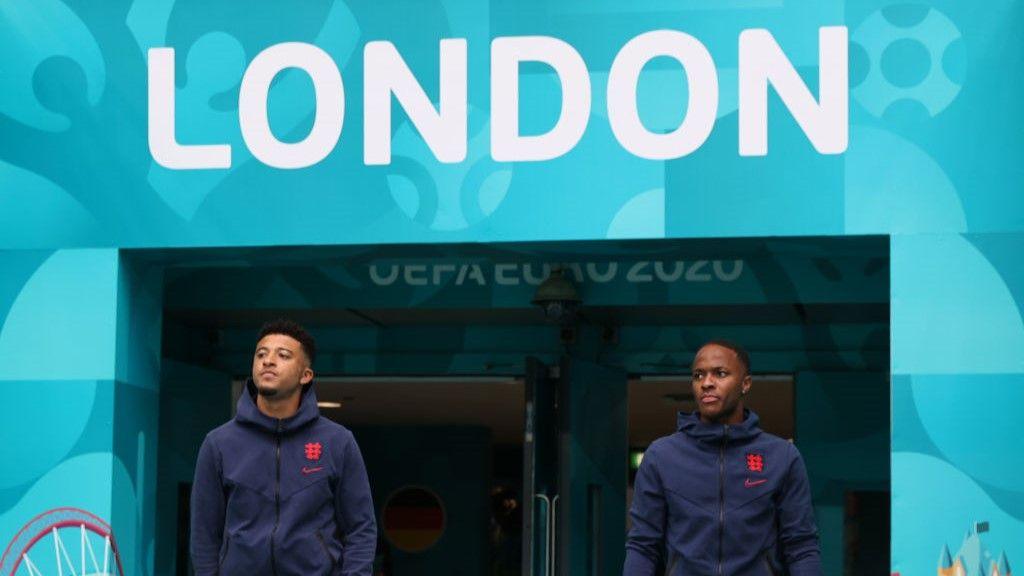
[
  {"left": 495, "top": 264, "right": 520, "bottom": 286},
  {"left": 239, "top": 42, "right": 344, "bottom": 169},
  {"left": 739, "top": 27, "right": 848, "bottom": 156},
  {"left": 464, "top": 264, "right": 486, "bottom": 286},
  {"left": 627, "top": 261, "right": 653, "bottom": 283},
  {"left": 153, "top": 28, "right": 849, "bottom": 169},
  {"left": 523, "top": 263, "right": 550, "bottom": 286},
  {"left": 491, "top": 36, "right": 591, "bottom": 161},
  {"left": 364, "top": 39, "right": 467, "bottom": 165},
  {"left": 685, "top": 260, "right": 712, "bottom": 282},
  {"left": 654, "top": 261, "right": 685, "bottom": 282},
  {"left": 587, "top": 263, "right": 617, "bottom": 283},
  {"left": 433, "top": 263, "right": 457, "bottom": 284},
  {"left": 608, "top": 31, "right": 718, "bottom": 159},
  {"left": 148, "top": 48, "right": 231, "bottom": 169},
  {"left": 404, "top": 264, "right": 428, "bottom": 285},
  {"left": 369, "top": 264, "right": 400, "bottom": 285},
  {"left": 713, "top": 260, "right": 744, "bottom": 281}
]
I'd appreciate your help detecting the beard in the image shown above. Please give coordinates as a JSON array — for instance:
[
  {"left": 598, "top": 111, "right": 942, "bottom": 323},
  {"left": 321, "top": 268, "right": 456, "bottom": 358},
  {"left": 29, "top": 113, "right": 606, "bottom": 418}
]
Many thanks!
[
  {"left": 256, "top": 380, "right": 301, "bottom": 399},
  {"left": 257, "top": 385, "right": 280, "bottom": 397}
]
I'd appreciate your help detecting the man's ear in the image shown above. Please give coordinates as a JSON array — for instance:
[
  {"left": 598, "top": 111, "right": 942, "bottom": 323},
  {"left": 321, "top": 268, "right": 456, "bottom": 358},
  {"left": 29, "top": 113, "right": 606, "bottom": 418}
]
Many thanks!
[
  {"left": 301, "top": 367, "right": 314, "bottom": 385},
  {"left": 742, "top": 373, "right": 752, "bottom": 395}
]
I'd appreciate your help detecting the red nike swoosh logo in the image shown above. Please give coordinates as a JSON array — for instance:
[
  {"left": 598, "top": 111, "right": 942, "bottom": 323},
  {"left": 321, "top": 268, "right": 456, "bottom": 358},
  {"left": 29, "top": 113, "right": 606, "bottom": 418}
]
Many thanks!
[
  {"left": 745, "top": 478, "right": 767, "bottom": 488},
  {"left": 302, "top": 466, "right": 323, "bottom": 475}
]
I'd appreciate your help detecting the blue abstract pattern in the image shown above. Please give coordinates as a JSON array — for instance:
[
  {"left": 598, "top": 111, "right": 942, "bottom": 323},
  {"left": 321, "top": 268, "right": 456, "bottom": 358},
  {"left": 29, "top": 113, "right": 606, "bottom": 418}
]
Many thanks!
[{"left": 1, "top": 1, "right": 1022, "bottom": 574}]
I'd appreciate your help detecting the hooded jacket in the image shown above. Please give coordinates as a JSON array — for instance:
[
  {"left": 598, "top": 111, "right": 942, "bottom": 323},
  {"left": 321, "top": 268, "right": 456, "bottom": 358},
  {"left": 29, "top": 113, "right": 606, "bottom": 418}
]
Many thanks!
[
  {"left": 190, "top": 380, "right": 377, "bottom": 576},
  {"left": 624, "top": 410, "right": 821, "bottom": 576}
]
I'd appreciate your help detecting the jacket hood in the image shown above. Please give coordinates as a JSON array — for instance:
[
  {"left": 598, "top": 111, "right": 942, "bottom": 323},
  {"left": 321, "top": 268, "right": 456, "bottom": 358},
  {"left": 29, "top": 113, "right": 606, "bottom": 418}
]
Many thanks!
[
  {"left": 235, "top": 378, "right": 320, "bottom": 433},
  {"left": 677, "top": 409, "right": 763, "bottom": 443}
]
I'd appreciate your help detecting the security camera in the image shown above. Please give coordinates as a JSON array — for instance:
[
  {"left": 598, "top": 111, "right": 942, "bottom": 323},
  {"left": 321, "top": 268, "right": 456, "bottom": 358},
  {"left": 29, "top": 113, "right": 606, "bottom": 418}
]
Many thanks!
[{"left": 531, "top": 267, "right": 581, "bottom": 325}]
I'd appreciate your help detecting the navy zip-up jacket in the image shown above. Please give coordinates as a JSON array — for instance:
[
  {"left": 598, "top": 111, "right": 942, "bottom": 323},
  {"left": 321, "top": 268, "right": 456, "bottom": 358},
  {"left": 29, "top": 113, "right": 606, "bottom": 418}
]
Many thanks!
[
  {"left": 624, "top": 410, "right": 821, "bottom": 576},
  {"left": 190, "top": 380, "right": 377, "bottom": 576}
]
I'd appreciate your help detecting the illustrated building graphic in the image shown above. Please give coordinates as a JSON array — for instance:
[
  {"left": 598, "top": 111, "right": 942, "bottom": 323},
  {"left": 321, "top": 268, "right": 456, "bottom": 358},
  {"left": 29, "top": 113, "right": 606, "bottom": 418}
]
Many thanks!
[{"left": 938, "top": 523, "right": 1012, "bottom": 576}]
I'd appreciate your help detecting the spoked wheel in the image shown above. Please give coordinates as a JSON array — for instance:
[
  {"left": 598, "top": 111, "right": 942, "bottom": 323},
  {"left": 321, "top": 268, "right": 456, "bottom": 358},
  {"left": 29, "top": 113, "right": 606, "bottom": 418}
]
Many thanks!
[{"left": 0, "top": 508, "right": 124, "bottom": 576}]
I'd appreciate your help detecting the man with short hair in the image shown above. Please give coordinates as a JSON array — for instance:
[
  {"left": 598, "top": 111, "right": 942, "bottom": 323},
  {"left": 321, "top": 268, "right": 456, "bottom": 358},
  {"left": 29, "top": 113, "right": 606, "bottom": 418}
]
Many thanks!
[
  {"left": 191, "top": 319, "right": 377, "bottom": 576},
  {"left": 624, "top": 340, "right": 821, "bottom": 576}
]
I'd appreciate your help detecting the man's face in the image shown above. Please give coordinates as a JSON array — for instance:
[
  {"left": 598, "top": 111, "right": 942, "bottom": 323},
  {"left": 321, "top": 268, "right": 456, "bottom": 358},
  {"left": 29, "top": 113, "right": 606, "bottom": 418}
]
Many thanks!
[
  {"left": 252, "top": 333, "right": 313, "bottom": 399},
  {"left": 691, "top": 344, "right": 751, "bottom": 424}
]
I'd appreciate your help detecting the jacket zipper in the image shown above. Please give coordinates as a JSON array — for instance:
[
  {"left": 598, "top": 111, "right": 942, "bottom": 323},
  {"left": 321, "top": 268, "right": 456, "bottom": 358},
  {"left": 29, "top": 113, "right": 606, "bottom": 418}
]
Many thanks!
[
  {"left": 219, "top": 534, "right": 231, "bottom": 570},
  {"left": 270, "top": 419, "right": 282, "bottom": 576},
  {"left": 316, "top": 530, "right": 337, "bottom": 571},
  {"left": 762, "top": 551, "right": 777, "bottom": 576},
  {"left": 718, "top": 424, "right": 729, "bottom": 576}
]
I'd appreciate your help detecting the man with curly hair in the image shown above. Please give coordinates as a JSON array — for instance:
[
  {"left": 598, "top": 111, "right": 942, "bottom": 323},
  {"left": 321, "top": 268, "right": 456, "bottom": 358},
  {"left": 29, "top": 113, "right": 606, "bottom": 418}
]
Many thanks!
[{"left": 191, "top": 319, "right": 376, "bottom": 576}]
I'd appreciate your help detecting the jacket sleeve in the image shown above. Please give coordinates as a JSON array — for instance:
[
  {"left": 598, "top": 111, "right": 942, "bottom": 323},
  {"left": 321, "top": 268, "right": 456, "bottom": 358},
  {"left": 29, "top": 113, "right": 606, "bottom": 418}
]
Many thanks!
[
  {"left": 190, "top": 434, "right": 226, "bottom": 576},
  {"left": 335, "top": 432, "right": 378, "bottom": 576},
  {"left": 776, "top": 445, "right": 822, "bottom": 576},
  {"left": 623, "top": 449, "right": 667, "bottom": 576}
]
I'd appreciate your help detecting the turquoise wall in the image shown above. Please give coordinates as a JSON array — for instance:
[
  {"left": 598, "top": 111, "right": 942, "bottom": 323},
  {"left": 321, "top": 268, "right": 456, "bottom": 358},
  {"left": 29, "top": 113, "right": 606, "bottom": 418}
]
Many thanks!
[
  {"left": 2, "top": 0, "right": 1023, "bottom": 574},
  {"left": 891, "top": 233, "right": 1024, "bottom": 575},
  {"left": 0, "top": 252, "right": 162, "bottom": 576}
]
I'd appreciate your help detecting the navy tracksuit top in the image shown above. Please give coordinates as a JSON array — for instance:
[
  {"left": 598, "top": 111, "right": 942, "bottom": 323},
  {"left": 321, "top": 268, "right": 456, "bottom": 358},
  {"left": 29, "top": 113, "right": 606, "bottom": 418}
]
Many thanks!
[
  {"left": 624, "top": 410, "right": 822, "bottom": 576},
  {"left": 190, "top": 380, "right": 377, "bottom": 576}
]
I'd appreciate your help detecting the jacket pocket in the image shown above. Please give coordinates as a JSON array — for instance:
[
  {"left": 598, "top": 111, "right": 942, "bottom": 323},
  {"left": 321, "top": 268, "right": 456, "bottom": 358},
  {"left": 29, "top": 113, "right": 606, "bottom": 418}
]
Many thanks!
[{"left": 316, "top": 530, "right": 337, "bottom": 572}]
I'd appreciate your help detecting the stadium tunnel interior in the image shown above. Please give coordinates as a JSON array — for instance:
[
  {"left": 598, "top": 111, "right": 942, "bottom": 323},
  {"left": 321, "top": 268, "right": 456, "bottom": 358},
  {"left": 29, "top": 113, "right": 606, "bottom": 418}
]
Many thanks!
[{"left": 141, "top": 235, "right": 890, "bottom": 576}]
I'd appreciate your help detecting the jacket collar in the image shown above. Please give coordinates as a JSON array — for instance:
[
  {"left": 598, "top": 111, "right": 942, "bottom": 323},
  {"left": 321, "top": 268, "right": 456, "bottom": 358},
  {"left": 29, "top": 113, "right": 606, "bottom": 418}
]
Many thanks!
[
  {"left": 235, "top": 378, "right": 320, "bottom": 433},
  {"left": 677, "top": 409, "right": 762, "bottom": 444}
]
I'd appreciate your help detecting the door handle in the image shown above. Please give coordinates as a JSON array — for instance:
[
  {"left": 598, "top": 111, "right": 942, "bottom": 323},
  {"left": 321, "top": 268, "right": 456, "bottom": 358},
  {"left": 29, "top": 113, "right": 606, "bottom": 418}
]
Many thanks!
[
  {"left": 550, "top": 494, "right": 560, "bottom": 576},
  {"left": 534, "top": 494, "right": 551, "bottom": 576}
]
